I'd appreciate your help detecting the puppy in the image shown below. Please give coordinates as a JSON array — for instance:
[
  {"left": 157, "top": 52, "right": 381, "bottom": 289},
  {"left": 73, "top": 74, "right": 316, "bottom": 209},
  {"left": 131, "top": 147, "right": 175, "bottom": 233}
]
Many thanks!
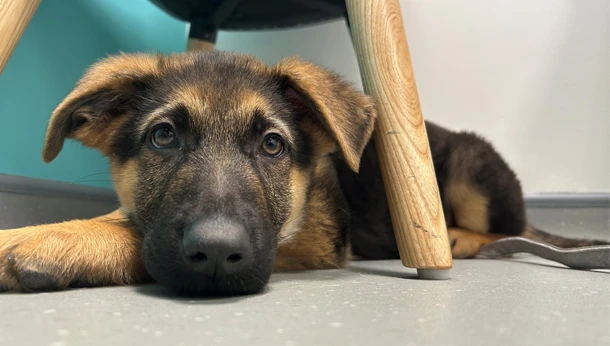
[{"left": 0, "top": 51, "right": 606, "bottom": 295}]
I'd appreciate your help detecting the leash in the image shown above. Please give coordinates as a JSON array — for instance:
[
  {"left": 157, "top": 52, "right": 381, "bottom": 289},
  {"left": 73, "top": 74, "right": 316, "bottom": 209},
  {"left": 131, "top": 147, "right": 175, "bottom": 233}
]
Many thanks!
[{"left": 476, "top": 237, "right": 610, "bottom": 270}]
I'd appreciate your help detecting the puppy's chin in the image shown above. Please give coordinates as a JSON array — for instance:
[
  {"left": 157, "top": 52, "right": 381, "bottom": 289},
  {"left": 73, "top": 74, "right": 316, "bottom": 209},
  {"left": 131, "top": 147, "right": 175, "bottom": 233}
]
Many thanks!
[
  {"left": 141, "top": 239, "right": 275, "bottom": 296},
  {"left": 153, "top": 270, "right": 272, "bottom": 296}
]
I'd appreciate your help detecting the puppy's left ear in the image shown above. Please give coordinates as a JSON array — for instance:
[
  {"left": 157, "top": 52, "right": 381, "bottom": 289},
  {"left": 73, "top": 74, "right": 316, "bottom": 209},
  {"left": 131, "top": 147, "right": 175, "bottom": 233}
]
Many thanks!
[
  {"left": 272, "top": 58, "right": 377, "bottom": 172},
  {"left": 42, "top": 53, "right": 159, "bottom": 163}
]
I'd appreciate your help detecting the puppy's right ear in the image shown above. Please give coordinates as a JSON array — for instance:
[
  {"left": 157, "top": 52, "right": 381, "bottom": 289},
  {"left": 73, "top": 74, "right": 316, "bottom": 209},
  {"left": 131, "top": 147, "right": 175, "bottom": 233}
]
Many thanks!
[
  {"left": 272, "top": 58, "right": 377, "bottom": 172},
  {"left": 42, "top": 53, "right": 159, "bottom": 163}
]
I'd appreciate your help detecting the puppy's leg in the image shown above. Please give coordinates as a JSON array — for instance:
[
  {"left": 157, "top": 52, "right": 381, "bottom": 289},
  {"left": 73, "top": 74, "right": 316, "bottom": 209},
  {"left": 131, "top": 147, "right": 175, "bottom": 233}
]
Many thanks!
[
  {"left": 0, "top": 210, "right": 149, "bottom": 292},
  {"left": 447, "top": 228, "right": 505, "bottom": 259},
  {"left": 441, "top": 130, "right": 527, "bottom": 258}
]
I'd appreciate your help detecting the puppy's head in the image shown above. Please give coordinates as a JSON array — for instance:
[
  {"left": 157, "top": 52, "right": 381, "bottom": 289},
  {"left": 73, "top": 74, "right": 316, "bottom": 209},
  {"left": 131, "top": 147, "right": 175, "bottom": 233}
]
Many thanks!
[{"left": 43, "top": 52, "right": 376, "bottom": 295}]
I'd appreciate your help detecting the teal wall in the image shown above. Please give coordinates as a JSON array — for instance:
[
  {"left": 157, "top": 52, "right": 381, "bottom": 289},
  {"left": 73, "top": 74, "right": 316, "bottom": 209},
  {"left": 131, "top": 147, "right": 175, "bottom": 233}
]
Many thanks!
[{"left": 0, "top": 0, "right": 187, "bottom": 188}]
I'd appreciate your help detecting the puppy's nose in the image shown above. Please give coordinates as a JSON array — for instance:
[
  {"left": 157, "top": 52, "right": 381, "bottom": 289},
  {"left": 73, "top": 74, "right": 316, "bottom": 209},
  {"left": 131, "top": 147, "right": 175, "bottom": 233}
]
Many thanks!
[{"left": 182, "top": 216, "right": 251, "bottom": 278}]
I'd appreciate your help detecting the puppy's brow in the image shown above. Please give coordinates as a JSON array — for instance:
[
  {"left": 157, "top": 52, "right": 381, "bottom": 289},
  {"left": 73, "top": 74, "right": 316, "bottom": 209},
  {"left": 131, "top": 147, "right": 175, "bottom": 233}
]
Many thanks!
[
  {"left": 251, "top": 110, "right": 272, "bottom": 133},
  {"left": 139, "top": 103, "right": 189, "bottom": 133},
  {"left": 251, "top": 110, "right": 294, "bottom": 143},
  {"left": 238, "top": 89, "right": 271, "bottom": 115},
  {"left": 172, "top": 85, "right": 208, "bottom": 118}
]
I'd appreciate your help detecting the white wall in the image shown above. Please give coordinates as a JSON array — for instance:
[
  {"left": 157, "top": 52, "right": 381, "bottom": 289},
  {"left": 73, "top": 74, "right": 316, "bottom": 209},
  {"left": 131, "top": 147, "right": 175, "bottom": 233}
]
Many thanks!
[{"left": 213, "top": 0, "right": 609, "bottom": 194}]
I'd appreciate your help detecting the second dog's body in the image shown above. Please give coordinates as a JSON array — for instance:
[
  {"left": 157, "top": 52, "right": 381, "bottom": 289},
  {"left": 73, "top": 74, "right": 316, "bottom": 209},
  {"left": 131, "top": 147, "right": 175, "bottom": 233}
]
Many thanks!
[
  {"left": 344, "top": 122, "right": 524, "bottom": 261},
  {"left": 0, "top": 51, "right": 606, "bottom": 295}
]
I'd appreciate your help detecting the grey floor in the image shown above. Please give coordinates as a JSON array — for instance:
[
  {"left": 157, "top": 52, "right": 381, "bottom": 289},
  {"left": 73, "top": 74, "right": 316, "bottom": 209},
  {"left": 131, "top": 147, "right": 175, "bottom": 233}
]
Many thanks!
[{"left": 0, "top": 207, "right": 609, "bottom": 346}]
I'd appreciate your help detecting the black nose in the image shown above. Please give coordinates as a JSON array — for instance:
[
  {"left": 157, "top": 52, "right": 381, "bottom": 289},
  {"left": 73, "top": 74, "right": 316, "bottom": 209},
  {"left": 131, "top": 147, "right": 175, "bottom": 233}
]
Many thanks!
[{"left": 182, "top": 216, "right": 251, "bottom": 278}]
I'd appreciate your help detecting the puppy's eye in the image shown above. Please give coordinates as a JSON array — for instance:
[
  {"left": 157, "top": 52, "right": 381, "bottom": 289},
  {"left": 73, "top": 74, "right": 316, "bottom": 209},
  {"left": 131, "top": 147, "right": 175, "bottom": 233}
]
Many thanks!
[
  {"left": 260, "top": 134, "right": 284, "bottom": 157},
  {"left": 151, "top": 125, "right": 177, "bottom": 149}
]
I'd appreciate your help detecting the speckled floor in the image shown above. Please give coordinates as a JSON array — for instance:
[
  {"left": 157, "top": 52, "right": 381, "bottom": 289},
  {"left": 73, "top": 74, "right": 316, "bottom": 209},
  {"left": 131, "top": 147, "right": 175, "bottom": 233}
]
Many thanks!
[{"left": 0, "top": 207, "right": 609, "bottom": 346}]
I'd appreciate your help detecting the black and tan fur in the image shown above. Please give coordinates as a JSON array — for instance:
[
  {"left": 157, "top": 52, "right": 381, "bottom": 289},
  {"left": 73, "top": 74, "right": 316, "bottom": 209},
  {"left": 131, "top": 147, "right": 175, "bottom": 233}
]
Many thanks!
[{"left": 0, "top": 51, "right": 606, "bottom": 294}]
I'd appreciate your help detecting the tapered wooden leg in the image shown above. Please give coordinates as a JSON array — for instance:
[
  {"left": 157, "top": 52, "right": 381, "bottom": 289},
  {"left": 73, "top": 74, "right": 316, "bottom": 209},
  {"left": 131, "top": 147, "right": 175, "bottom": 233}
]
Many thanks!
[
  {"left": 346, "top": 0, "right": 453, "bottom": 279},
  {"left": 186, "top": 22, "right": 216, "bottom": 52},
  {"left": 187, "top": 37, "right": 215, "bottom": 52},
  {"left": 0, "top": 0, "right": 40, "bottom": 75}
]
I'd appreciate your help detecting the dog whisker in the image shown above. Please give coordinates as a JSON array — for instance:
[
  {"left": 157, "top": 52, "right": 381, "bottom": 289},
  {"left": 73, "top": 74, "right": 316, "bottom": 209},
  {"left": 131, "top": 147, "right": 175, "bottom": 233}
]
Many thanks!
[
  {"left": 70, "top": 172, "right": 112, "bottom": 186},
  {"left": 70, "top": 179, "right": 115, "bottom": 184},
  {"left": 277, "top": 211, "right": 309, "bottom": 245}
]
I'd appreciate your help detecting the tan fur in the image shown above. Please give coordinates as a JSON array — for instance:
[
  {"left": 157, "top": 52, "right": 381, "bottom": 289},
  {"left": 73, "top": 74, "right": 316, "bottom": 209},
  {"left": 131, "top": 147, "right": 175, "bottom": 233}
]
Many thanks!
[
  {"left": 88, "top": 54, "right": 160, "bottom": 79},
  {"left": 278, "top": 167, "right": 309, "bottom": 241},
  {"left": 448, "top": 227, "right": 505, "bottom": 259},
  {"left": 172, "top": 85, "right": 208, "bottom": 120},
  {"left": 111, "top": 159, "right": 138, "bottom": 212},
  {"left": 445, "top": 181, "right": 490, "bottom": 233},
  {"left": 275, "top": 157, "right": 348, "bottom": 271},
  {"left": 273, "top": 58, "right": 376, "bottom": 172},
  {"left": 0, "top": 210, "right": 149, "bottom": 291},
  {"left": 237, "top": 89, "right": 272, "bottom": 116}
]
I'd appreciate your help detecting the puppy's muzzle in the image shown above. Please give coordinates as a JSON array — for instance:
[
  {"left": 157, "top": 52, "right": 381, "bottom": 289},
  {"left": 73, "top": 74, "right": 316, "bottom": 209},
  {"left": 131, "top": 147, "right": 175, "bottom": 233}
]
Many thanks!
[{"left": 182, "top": 216, "right": 251, "bottom": 278}]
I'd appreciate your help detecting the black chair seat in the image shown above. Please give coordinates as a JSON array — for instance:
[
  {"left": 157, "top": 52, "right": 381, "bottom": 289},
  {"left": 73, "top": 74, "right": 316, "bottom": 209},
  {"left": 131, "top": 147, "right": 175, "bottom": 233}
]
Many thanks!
[
  {"left": 151, "top": 0, "right": 347, "bottom": 41},
  {"left": 151, "top": 0, "right": 347, "bottom": 30}
]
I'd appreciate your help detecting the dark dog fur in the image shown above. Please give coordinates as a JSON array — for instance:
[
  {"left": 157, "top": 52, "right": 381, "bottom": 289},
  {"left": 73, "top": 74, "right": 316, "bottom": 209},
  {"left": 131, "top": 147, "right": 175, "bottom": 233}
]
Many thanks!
[{"left": 0, "top": 51, "right": 606, "bottom": 295}]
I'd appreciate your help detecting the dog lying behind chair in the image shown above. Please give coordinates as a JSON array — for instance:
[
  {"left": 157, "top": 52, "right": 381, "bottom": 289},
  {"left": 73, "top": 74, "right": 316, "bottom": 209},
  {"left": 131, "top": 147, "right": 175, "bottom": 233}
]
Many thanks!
[{"left": 0, "top": 51, "right": 606, "bottom": 295}]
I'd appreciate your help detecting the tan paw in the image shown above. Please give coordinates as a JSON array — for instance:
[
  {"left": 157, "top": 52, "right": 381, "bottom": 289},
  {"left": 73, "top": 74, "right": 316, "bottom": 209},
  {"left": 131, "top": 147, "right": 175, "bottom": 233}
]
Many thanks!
[
  {"left": 448, "top": 227, "right": 505, "bottom": 259},
  {"left": 0, "top": 219, "right": 148, "bottom": 293},
  {"left": 0, "top": 228, "right": 69, "bottom": 292}
]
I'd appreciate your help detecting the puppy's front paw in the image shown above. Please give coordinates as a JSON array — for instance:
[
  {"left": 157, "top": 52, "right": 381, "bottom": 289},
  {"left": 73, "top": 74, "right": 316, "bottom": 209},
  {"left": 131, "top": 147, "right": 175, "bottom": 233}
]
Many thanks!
[
  {"left": 0, "top": 218, "right": 148, "bottom": 293},
  {"left": 448, "top": 227, "right": 505, "bottom": 259},
  {"left": 0, "top": 229, "right": 71, "bottom": 292}
]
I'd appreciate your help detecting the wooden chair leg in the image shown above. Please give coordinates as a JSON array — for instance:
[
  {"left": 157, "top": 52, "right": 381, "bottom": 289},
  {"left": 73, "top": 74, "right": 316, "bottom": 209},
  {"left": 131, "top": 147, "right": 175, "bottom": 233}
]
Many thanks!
[
  {"left": 0, "top": 0, "right": 40, "bottom": 75},
  {"left": 187, "top": 37, "right": 215, "bottom": 52},
  {"left": 346, "top": 0, "right": 453, "bottom": 279},
  {"left": 186, "top": 23, "right": 216, "bottom": 52}
]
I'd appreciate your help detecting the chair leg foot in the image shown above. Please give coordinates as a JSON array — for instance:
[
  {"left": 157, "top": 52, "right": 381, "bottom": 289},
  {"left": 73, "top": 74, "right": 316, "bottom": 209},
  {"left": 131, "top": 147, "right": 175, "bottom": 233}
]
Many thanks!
[{"left": 418, "top": 269, "right": 452, "bottom": 280}]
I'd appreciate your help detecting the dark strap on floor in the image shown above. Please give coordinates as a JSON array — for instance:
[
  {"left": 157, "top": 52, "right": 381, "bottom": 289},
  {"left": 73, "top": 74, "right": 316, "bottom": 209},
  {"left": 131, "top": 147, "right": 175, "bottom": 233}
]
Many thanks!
[{"left": 477, "top": 237, "right": 610, "bottom": 270}]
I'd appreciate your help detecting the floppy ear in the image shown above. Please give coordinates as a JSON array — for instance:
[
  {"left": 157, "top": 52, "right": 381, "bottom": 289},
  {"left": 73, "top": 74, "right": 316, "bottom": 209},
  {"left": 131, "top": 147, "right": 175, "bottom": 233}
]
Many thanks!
[
  {"left": 42, "top": 53, "right": 159, "bottom": 163},
  {"left": 272, "top": 58, "right": 377, "bottom": 172}
]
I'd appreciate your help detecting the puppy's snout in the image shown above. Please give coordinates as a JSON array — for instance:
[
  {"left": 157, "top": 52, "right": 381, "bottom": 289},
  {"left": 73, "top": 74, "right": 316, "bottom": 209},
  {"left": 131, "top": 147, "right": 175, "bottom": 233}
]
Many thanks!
[{"left": 182, "top": 216, "right": 251, "bottom": 278}]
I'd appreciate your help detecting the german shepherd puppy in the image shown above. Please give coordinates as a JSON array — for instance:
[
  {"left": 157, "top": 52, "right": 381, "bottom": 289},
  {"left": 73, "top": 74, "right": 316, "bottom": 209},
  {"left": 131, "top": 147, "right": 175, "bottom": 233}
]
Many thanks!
[{"left": 0, "top": 52, "right": 606, "bottom": 295}]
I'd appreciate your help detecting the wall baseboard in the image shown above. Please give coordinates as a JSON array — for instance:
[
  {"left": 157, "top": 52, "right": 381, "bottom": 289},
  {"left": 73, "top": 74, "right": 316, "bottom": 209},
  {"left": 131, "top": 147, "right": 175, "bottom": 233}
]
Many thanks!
[
  {"left": 524, "top": 193, "right": 609, "bottom": 208},
  {"left": 0, "top": 173, "right": 608, "bottom": 208},
  {"left": 0, "top": 174, "right": 118, "bottom": 229},
  {"left": 0, "top": 173, "right": 117, "bottom": 203}
]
